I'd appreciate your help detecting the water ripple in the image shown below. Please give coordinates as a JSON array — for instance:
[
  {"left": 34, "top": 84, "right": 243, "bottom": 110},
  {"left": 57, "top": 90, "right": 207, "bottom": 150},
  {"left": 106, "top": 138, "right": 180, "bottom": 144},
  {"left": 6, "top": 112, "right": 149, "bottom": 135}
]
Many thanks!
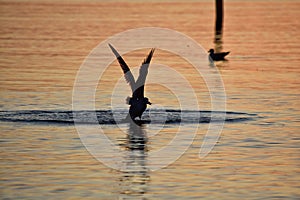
[{"left": 0, "top": 110, "right": 256, "bottom": 125}]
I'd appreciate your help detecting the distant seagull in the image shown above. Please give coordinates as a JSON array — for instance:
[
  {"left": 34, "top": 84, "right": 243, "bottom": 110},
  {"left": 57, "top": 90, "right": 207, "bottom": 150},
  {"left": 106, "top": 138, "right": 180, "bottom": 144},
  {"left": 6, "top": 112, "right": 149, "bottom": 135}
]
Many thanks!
[
  {"left": 108, "top": 43, "right": 155, "bottom": 120},
  {"left": 208, "top": 49, "right": 230, "bottom": 61}
]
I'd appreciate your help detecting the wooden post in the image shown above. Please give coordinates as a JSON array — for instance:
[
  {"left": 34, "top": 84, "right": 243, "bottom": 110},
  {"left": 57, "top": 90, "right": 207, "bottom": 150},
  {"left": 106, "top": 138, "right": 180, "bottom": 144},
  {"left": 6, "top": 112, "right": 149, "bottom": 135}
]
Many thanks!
[
  {"left": 215, "top": 0, "right": 223, "bottom": 37},
  {"left": 214, "top": 0, "right": 223, "bottom": 52}
]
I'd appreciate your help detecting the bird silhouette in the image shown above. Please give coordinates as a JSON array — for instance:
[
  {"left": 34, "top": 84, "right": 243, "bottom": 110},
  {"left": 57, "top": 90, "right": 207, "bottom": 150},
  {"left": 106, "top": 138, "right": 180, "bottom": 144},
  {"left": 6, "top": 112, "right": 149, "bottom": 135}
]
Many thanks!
[
  {"left": 208, "top": 49, "right": 230, "bottom": 61},
  {"left": 108, "top": 43, "right": 155, "bottom": 121}
]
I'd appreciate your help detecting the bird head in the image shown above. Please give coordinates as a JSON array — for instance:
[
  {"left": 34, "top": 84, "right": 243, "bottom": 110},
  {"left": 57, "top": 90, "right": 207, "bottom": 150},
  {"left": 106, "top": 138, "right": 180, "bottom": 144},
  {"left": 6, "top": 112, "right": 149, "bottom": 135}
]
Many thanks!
[
  {"left": 144, "top": 97, "right": 152, "bottom": 105},
  {"left": 208, "top": 49, "right": 214, "bottom": 53}
]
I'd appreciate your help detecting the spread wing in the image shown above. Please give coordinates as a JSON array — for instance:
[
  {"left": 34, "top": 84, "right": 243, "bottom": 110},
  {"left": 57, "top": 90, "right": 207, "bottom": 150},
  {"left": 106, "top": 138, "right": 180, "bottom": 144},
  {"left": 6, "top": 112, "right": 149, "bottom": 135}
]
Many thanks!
[
  {"left": 108, "top": 43, "right": 136, "bottom": 92},
  {"left": 133, "top": 48, "right": 155, "bottom": 99}
]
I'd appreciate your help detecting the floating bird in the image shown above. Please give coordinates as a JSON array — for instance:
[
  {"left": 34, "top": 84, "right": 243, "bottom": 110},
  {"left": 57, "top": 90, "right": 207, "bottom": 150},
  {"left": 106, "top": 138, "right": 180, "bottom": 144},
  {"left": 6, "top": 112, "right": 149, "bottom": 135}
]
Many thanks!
[
  {"left": 208, "top": 49, "right": 230, "bottom": 61},
  {"left": 108, "top": 43, "right": 155, "bottom": 121}
]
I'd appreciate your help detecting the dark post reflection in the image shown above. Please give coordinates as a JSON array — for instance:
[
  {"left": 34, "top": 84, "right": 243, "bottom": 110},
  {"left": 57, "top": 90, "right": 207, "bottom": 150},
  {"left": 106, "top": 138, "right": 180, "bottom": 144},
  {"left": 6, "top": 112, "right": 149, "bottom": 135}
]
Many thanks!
[{"left": 118, "top": 121, "right": 149, "bottom": 199}]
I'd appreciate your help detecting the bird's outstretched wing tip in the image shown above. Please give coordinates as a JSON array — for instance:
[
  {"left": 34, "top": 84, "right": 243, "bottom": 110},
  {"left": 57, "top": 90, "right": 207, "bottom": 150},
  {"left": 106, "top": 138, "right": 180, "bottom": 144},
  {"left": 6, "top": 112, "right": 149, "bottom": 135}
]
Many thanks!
[
  {"left": 150, "top": 48, "right": 155, "bottom": 56},
  {"left": 142, "top": 48, "right": 155, "bottom": 65},
  {"left": 108, "top": 43, "right": 121, "bottom": 58},
  {"left": 108, "top": 43, "right": 115, "bottom": 51}
]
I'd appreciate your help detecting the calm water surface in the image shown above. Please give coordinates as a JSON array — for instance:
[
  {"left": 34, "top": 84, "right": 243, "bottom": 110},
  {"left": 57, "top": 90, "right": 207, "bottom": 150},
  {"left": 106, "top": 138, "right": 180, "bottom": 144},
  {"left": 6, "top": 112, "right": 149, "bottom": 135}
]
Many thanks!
[{"left": 1, "top": 1, "right": 299, "bottom": 199}]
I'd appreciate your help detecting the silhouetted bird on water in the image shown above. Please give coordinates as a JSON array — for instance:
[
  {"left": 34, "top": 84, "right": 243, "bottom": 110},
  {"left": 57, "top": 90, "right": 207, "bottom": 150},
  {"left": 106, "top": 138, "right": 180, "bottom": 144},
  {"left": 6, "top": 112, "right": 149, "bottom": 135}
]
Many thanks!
[
  {"left": 208, "top": 49, "right": 230, "bottom": 61},
  {"left": 108, "top": 43, "right": 155, "bottom": 121}
]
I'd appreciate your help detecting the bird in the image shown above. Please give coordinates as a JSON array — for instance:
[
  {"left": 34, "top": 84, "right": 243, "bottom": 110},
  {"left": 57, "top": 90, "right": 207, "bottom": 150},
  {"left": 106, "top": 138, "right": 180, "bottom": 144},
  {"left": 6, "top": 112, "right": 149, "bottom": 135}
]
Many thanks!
[
  {"left": 108, "top": 43, "right": 155, "bottom": 121},
  {"left": 208, "top": 49, "right": 230, "bottom": 61}
]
